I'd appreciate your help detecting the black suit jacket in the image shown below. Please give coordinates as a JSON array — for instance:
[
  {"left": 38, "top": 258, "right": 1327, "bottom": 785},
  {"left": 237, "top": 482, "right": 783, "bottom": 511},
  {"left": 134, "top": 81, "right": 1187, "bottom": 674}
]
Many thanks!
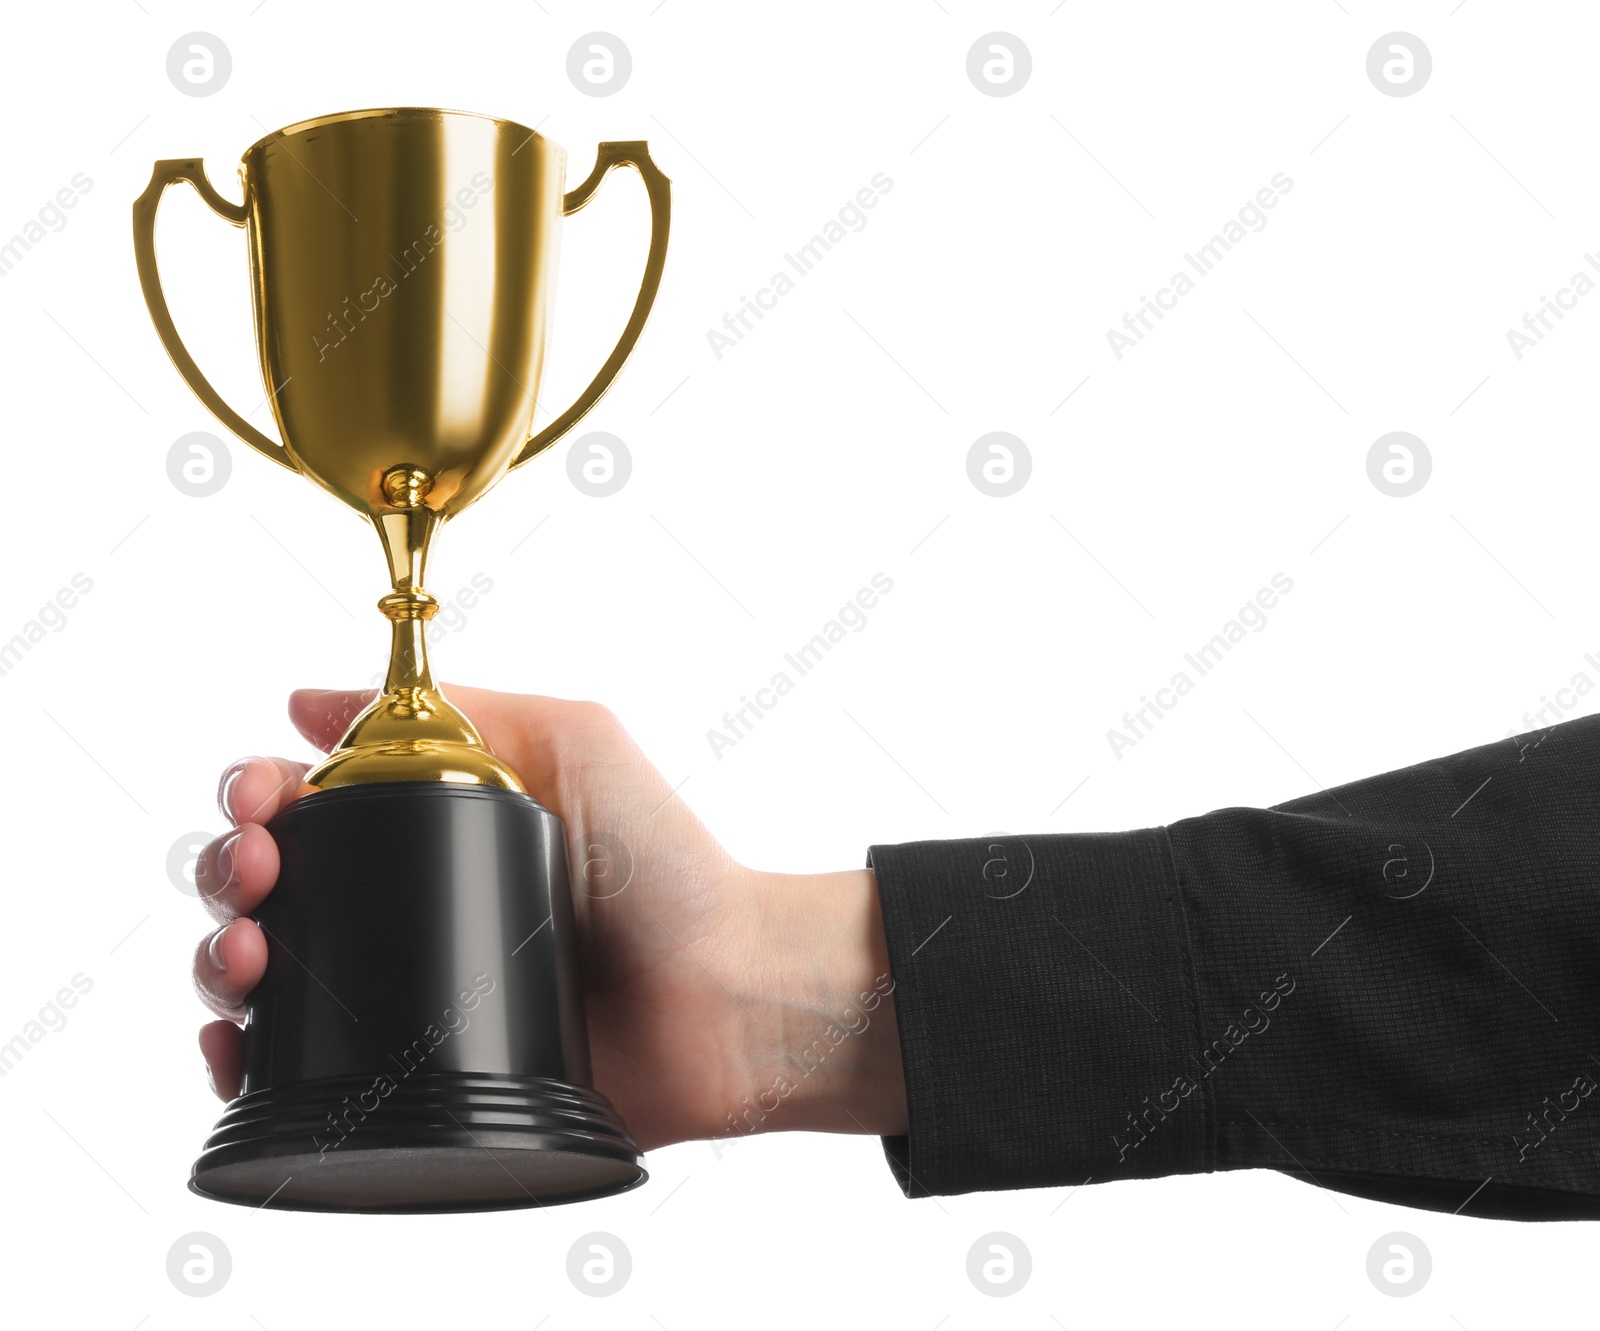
[{"left": 869, "top": 716, "right": 1600, "bottom": 1219}]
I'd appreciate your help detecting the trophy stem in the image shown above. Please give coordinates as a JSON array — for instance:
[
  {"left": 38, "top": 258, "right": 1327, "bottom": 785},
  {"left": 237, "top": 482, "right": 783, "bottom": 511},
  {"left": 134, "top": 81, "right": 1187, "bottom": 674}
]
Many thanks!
[
  {"left": 302, "top": 465, "right": 525, "bottom": 792},
  {"left": 376, "top": 467, "right": 441, "bottom": 699},
  {"left": 380, "top": 595, "right": 437, "bottom": 694}
]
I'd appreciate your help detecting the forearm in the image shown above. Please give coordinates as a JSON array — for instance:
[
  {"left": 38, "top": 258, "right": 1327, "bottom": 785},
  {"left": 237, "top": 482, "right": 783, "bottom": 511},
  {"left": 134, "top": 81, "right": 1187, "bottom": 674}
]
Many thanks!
[{"left": 717, "top": 867, "right": 908, "bottom": 1141}]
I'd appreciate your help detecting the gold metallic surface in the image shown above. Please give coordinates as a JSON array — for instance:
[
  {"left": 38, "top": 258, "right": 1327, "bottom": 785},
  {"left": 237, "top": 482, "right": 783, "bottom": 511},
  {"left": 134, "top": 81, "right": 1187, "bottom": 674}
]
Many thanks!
[{"left": 133, "top": 108, "right": 671, "bottom": 790}]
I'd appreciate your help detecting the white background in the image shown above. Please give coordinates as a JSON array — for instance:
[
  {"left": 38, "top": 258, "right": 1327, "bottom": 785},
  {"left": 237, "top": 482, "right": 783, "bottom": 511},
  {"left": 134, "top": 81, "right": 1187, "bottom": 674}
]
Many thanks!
[{"left": 2, "top": 1, "right": 1595, "bottom": 1326}]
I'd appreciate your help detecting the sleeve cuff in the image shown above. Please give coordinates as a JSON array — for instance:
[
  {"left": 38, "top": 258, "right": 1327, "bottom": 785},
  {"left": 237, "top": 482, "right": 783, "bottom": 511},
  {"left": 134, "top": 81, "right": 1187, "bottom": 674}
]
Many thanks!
[{"left": 868, "top": 829, "right": 1207, "bottom": 1198}]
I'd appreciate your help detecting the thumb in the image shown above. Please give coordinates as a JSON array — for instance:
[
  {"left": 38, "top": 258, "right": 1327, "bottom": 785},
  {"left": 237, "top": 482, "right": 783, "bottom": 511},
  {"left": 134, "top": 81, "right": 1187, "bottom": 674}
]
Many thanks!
[{"left": 289, "top": 688, "right": 376, "bottom": 753}]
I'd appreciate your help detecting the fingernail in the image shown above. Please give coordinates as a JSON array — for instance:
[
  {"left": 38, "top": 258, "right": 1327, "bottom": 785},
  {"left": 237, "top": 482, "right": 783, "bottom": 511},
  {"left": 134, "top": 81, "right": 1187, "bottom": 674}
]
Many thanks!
[
  {"left": 206, "top": 828, "right": 244, "bottom": 901},
  {"left": 207, "top": 923, "right": 231, "bottom": 972},
  {"left": 217, "top": 759, "right": 254, "bottom": 822}
]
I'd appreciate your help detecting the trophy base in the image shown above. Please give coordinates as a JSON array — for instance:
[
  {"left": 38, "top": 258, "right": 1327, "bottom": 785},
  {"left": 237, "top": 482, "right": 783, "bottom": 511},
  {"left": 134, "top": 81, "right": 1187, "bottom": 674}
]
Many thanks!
[
  {"left": 191, "top": 1070, "right": 646, "bottom": 1213},
  {"left": 189, "top": 780, "right": 645, "bottom": 1213}
]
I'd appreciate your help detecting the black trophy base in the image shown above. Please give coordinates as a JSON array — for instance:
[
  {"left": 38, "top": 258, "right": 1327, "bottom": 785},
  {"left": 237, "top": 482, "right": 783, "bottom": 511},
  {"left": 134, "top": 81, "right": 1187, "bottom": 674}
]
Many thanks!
[
  {"left": 188, "top": 780, "right": 646, "bottom": 1214},
  {"left": 192, "top": 1070, "right": 644, "bottom": 1213}
]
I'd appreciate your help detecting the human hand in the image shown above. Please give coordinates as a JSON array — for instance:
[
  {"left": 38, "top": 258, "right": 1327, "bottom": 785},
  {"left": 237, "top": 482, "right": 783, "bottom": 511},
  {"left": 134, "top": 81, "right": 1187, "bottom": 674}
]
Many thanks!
[{"left": 190, "top": 685, "right": 907, "bottom": 1150}]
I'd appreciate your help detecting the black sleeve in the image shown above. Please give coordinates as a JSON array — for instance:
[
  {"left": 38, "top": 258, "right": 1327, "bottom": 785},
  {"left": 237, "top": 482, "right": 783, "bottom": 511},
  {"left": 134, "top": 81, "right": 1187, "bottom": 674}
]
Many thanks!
[{"left": 868, "top": 715, "right": 1600, "bottom": 1220}]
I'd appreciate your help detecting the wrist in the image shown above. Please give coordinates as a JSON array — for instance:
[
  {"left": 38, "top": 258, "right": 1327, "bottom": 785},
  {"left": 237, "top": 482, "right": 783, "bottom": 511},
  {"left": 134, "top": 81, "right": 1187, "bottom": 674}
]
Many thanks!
[{"left": 715, "top": 865, "right": 908, "bottom": 1142}]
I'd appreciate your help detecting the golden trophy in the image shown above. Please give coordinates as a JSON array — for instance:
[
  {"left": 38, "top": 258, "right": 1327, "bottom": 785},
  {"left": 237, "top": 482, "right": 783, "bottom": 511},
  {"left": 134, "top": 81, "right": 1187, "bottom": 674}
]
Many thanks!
[{"left": 134, "top": 108, "right": 669, "bottom": 1211}]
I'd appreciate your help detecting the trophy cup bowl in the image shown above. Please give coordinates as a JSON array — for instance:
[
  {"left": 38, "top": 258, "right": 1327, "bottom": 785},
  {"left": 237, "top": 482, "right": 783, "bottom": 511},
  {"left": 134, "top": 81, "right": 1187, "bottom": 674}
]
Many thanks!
[{"left": 133, "top": 108, "right": 670, "bottom": 1211}]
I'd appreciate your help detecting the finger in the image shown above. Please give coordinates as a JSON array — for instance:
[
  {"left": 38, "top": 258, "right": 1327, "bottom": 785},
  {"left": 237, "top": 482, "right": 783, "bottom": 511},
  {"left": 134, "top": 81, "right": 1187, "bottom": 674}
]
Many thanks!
[
  {"left": 218, "top": 755, "right": 313, "bottom": 826},
  {"left": 194, "top": 823, "right": 280, "bottom": 925},
  {"left": 200, "top": 1020, "right": 243, "bottom": 1102},
  {"left": 289, "top": 688, "right": 377, "bottom": 753},
  {"left": 193, "top": 918, "right": 268, "bottom": 1020}
]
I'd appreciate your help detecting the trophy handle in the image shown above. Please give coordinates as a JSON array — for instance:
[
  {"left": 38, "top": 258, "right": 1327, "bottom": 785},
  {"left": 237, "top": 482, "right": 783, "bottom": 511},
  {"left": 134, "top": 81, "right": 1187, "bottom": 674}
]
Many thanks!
[
  {"left": 512, "top": 141, "right": 672, "bottom": 470},
  {"left": 132, "top": 159, "right": 298, "bottom": 473}
]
